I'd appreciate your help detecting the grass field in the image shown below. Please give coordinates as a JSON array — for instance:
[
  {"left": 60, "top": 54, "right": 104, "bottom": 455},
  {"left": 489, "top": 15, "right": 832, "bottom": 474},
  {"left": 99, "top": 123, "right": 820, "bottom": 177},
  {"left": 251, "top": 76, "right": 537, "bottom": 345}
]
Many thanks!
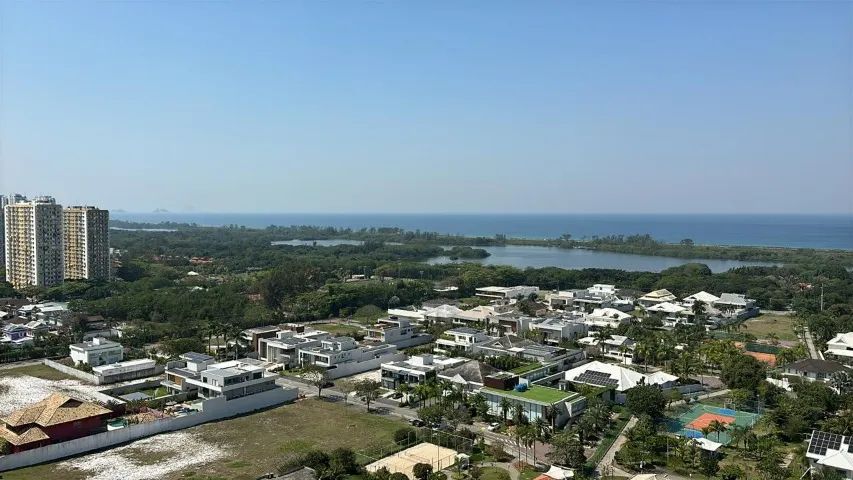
[
  {"left": 312, "top": 322, "right": 364, "bottom": 336},
  {"left": 0, "top": 363, "right": 77, "bottom": 381},
  {"left": 481, "top": 466, "right": 512, "bottom": 480},
  {"left": 3, "top": 399, "right": 407, "bottom": 480},
  {"left": 740, "top": 314, "right": 798, "bottom": 341}
]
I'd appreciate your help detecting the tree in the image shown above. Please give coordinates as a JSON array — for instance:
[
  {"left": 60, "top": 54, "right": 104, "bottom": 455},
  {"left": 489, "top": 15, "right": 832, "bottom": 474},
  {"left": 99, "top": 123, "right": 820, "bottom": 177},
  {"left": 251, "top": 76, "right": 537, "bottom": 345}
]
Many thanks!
[
  {"left": 0, "top": 438, "right": 10, "bottom": 455},
  {"left": 302, "top": 364, "right": 330, "bottom": 398},
  {"left": 338, "top": 380, "right": 356, "bottom": 404},
  {"left": 708, "top": 419, "right": 728, "bottom": 442},
  {"left": 625, "top": 385, "right": 666, "bottom": 418},
  {"left": 499, "top": 398, "right": 512, "bottom": 424},
  {"left": 412, "top": 463, "right": 433, "bottom": 480},
  {"left": 719, "top": 464, "right": 744, "bottom": 480},
  {"left": 389, "top": 474, "right": 409, "bottom": 480},
  {"left": 721, "top": 354, "right": 766, "bottom": 391},
  {"left": 329, "top": 448, "right": 358, "bottom": 475},
  {"left": 355, "top": 379, "right": 382, "bottom": 412},
  {"left": 666, "top": 389, "right": 684, "bottom": 408},
  {"left": 699, "top": 454, "right": 720, "bottom": 479},
  {"left": 547, "top": 430, "right": 586, "bottom": 468},
  {"left": 471, "top": 393, "right": 489, "bottom": 419}
]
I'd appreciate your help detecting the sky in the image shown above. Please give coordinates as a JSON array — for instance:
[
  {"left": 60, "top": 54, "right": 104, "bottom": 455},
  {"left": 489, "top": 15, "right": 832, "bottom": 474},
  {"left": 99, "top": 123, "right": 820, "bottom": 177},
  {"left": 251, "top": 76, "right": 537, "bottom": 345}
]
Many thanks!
[{"left": 0, "top": 1, "right": 851, "bottom": 214}]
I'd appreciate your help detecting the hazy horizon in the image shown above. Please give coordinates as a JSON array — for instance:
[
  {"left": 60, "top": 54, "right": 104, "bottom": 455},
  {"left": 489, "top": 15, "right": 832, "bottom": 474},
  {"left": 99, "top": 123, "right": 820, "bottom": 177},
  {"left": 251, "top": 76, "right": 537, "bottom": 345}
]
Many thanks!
[{"left": 2, "top": 2, "right": 851, "bottom": 215}]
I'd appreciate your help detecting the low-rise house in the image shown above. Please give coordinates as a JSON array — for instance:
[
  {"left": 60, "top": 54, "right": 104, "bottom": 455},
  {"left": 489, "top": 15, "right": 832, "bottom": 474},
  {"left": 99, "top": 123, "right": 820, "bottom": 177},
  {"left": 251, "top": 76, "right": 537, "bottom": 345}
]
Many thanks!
[
  {"left": 437, "top": 359, "right": 501, "bottom": 392},
  {"left": 365, "top": 317, "right": 432, "bottom": 348},
  {"left": 645, "top": 302, "right": 687, "bottom": 316},
  {"left": 584, "top": 308, "right": 633, "bottom": 330},
  {"left": 387, "top": 307, "right": 428, "bottom": 323},
  {"left": 561, "top": 360, "right": 678, "bottom": 403},
  {"left": 474, "top": 336, "right": 572, "bottom": 364},
  {"left": 69, "top": 337, "right": 123, "bottom": 366},
  {"left": 546, "top": 288, "right": 617, "bottom": 312},
  {"left": 1, "top": 324, "right": 32, "bottom": 347},
  {"left": 805, "top": 430, "right": 853, "bottom": 479},
  {"left": 162, "top": 351, "right": 217, "bottom": 394},
  {"left": 713, "top": 293, "right": 760, "bottom": 319},
  {"left": 682, "top": 291, "right": 720, "bottom": 309},
  {"left": 480, "top": 374, "right": 585, "bottom": 428},
  {"left": 781, "top": 359, "right": 849, "bottom": 384},
  {"left": 241, "top": 325, "right": 282, "bottom": 353},
  {"left": 424, "top": 304, "right": 466, "bottom": 324},
  {"left": 22, "top": 320, "right": 50, "bottom": 335},
  {"left": 185, "top": 358, "right": 279, "bottom": 400},
  {"left": 0, "top": 393, "right": 112, "bottom": 453},
  {"left": 258, "top": 328, "right": 330, "bottom": 368},
  {"left": 638, "top": 289, "right": 678, "bottom": 308},
  {"left": 531, "top": 315, "right": 588, "bottom": 345},
  {"left": 493, "top": 315, "right": 537, "bottom": 336},
  {"left": 92, "top": 358, "right": 161, "bottom": 385},
  {"left": 825, "top": 332, "right": 853, "bottom": 365},
  {"left": 578, "top": 335, "right": 636, "bottom": 364},
  {"left": 380, "top": 354, "right": 466, "bottom": 389},
  {"left": 475, "top": 286, "right": 540, "bottom": 301},
  {"left": 297, "top": 336, "right": 404, "bottom": 379},
  {"left": 436, "top": 327, "right": 491, "bottom": 353}
]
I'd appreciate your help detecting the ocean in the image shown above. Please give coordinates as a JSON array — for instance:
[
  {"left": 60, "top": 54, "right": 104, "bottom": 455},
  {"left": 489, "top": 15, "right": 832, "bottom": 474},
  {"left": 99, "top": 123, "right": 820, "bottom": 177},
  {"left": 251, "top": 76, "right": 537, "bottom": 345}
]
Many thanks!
[{"left": 111, "top": 213, "right": 853, "bottom": 250}]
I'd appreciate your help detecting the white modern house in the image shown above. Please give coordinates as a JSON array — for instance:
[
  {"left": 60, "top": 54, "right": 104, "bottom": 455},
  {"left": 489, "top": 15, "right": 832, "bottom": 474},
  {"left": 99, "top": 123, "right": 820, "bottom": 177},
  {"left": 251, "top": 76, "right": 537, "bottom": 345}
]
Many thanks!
[
  {"left": 584, "top": 308, "right": 633, "bottom": 330},
  {"left": 185, "top": 358, "right": 280, "bottom": 401},
  {"left": 258, "top": 329, "right": 330, "bottom": 368},
  {"left": 826, "top": 332, "right": 853, "bottom": 365},
  {"left": 713, "top": 293, "right": 760, "bottom": 319},
  {"left": 578, "top": 335, "right": 636, "bottom": 364},
  {"left": 475, "top": 286, "right": 540, "bottom": 301},
  {"left": 69, "top": 337, "right": 123, "bottom": 366},
  {"left": 297, "top": 336, "right": 404, "bottom": 379},
  {"left": 436, "top": 327, "right": 491, "bottom": 353},
  {"left": 380, "top": 354, "right": 466, "bottom": 389},
  {"left": 531, "top": 314, "right": 588, "bottom": 344},
  {"left": 365, "top": 317, "right": 432, "bottom": 348},
  {"left": 480, "top": 374, "right": 586, "bottom": 428},
  {"left": 92, "top": 358, "right": 160, "bottom": 385},
  {"left": 162, "top": 352, "right": 218, "bottom": 394}
]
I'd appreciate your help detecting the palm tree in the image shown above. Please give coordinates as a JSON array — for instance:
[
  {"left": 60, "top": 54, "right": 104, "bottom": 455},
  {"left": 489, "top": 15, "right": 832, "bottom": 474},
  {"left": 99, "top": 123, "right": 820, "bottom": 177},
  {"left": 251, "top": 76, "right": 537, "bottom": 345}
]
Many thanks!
[
  {"left": 413, "top": 383, "right": 430, "bottom": 408},
  {"left": 708, "top": 419, "right": 727, "bottom": 442},
  {"left": 729, "top": 425, "right": 749, "bottom": 449},
  {"left": 511, "top": 403, "right": 525, "bottom": 426},
  {"left": 499, "top": 398, "right": 512, "bottom": 424}
]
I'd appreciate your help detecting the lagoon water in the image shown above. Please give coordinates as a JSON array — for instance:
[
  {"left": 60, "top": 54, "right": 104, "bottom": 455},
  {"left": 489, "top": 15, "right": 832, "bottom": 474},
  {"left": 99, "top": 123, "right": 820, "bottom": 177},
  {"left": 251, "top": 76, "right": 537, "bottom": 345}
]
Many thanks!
[
  {"left": 426, "top": 245, "right": 777, "bottom": 273},
  {"left": 113, "top": 212, "right": 853, "bottom": 250}
]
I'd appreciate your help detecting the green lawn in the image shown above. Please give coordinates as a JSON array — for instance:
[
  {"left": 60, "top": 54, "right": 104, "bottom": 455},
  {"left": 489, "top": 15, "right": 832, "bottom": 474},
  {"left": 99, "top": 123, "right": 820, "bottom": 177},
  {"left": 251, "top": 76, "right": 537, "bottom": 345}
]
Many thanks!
[
  {"left": 481, "top": 466, "right": 512, "bottom": 480},
  {"left": 740, "top": 314, "right": 798, "bottom": 341},
  {"left": 3, "top": 399, "right": 407, "bottom": 480},
  {"left": 311, "top": 322, "right": 364, "bottom": 336},
  {"left": 482, "top": 385, "right": 578, "bottom": 404},
  {"left": 0, "top": 363, "right": 77, "bottom": 381}
]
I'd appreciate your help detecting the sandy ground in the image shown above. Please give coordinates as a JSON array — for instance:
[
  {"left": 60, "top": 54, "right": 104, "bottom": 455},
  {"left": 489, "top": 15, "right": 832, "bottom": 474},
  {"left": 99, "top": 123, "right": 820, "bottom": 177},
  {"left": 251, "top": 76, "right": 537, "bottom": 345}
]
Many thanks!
[
  {"left": 346, "top": 369, "right": 381, "bottom": 383},
  {"left": 0, "top": 375, "right": 106, "bottom": 416},
  {"left": 58, "top": 431, "right": 229, "bottom": 480}
]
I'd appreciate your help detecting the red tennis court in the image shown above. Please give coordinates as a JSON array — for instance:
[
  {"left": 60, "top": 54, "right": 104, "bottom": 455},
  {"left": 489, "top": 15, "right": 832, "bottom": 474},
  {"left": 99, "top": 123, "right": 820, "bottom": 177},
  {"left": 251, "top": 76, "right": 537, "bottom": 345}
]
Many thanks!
[{"left": 687, "top": 412, "right": 735, "bottom": 430}]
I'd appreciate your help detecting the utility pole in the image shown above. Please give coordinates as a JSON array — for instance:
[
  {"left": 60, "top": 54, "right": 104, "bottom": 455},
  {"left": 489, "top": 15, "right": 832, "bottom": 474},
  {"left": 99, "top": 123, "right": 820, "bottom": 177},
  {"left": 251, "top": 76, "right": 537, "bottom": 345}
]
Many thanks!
[{"left": 820, "top": 284, "right": 824, "bottom": 312}]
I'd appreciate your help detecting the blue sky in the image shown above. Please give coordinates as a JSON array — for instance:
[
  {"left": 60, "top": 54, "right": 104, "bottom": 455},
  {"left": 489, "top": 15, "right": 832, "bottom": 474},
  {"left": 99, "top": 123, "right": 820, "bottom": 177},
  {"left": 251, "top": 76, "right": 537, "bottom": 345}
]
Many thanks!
[{"left": 1, "top": 1, "right": 851, "bottom": 214}]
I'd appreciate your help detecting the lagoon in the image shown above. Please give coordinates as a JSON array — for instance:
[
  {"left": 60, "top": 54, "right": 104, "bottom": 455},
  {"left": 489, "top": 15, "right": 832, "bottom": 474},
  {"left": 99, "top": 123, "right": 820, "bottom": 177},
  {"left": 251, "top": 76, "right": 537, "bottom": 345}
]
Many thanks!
[{"left": 427, "top": 245, "right": 777, "bottom": 273}]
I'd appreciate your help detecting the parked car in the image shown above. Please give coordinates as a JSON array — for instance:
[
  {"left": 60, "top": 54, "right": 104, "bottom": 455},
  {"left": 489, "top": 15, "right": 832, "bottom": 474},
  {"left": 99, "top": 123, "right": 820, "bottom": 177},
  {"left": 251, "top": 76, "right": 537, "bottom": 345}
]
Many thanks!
[
  {"left": 487, "top": 422, "right": 501, "bottom": 432},
  {"left": 409, "top": 419, "right": 425, "bottom": 427}
]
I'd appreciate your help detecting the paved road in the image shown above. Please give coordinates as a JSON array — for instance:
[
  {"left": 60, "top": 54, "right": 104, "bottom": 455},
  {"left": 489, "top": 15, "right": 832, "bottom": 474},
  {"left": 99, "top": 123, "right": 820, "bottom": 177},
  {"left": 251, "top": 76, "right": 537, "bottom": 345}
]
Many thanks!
[
  {"left": 597, "top": 416, "right": 637, "bottom": 474},
  {"left": 803, "top": 326, "right": 822, "bottom": 360}
]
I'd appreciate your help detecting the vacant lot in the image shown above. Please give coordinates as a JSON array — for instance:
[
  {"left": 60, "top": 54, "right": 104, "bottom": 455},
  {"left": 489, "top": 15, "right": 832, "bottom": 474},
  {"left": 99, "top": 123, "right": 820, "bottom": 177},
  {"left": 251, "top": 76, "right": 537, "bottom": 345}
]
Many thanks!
[
  {"left": 0, "top": 363, "right": 78, "bottom": 381},
  {"left": 4, "top": 398, "right": 406, "bottom": 480},
  {"left": 740, "top": 314, "right": 798, "bottom": 341},
  {"left": 312, "top": 322, "right": 364, "bottom": 336}
]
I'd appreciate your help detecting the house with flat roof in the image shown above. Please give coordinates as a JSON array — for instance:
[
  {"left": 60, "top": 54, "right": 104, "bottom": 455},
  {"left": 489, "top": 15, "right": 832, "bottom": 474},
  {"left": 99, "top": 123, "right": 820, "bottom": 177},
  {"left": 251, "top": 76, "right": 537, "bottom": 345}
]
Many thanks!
[
  {"left": 805, "top": 430, "right": 853, "bottom": 479},
  {"left": 638, "top": 289, "right": 678, "bottom": 308},
  {"left": 475, "top": 286, "right": 539, "bottom": 300},
  {"left": 480, "top": 377, "right": 585, "bottom": 428},
  {"left": 474, "top": 336, "right": 580, "bottom": 365},
  {"left": 297, "top": 336, "right": 404, "bottom": 379},
  {"left": 184, "top": 358, "right": 279, "bottom": 401},
  {"left": 258, "top": 328, "right": 330, "bottom": 368},
  {"left": 578, "top": 335, "right": 636, "bottom": 364},
  {"left": 584, "top": 308, "right": 633, "bottom": 330},
  {"left": 162, "top": 352, "right": 217, "bottom": 394},
  {"left": 365, "top": 317, "right": 432, "bottom": 348},
  {"left": 436, "top": 327, "right": 492, "bottom": 353},
  {"left": 380, "top": 354, "right": 466, "bottom": 389},
  {"left": 69, "top": 337, "right": 123, "bottom": 366},
  {"left": 240, "top": 325, "right": 282, "bottom": 352},
  {"left": 91, "top": 358, "right": 160, "bottom": 385},
  {"left": 531, "top": 314, "right": 588, "bottom": 345},
  {"left": 713, "top": 293, "right": 760, "bottom": 319},
  {"left": 826, "top": 332, "right": 853, "bottom": 365}
]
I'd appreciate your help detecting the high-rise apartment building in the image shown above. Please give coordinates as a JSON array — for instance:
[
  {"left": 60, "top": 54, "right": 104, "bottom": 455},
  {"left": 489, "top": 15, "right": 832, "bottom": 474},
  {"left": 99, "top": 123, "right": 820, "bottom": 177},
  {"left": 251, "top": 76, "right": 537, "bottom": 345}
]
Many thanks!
[
  {"left": 0, "top": 194, "right": 27, "bottom": 266},
  {"left": 4, "top": 196, "right": 64, "bottom": 289},
  {"left": 63, "top": 206, "right": 110, "bottom": 281}
]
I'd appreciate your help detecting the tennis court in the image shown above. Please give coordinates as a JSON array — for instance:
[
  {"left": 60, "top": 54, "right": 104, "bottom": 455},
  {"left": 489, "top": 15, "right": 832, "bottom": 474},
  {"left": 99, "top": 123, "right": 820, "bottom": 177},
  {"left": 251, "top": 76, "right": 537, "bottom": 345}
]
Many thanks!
[
  {"left": 365, "top": 442, "right": 457, "bottom": 478},
  {"left": 666, "top": 403, "right": 760, "bottom": 445}
]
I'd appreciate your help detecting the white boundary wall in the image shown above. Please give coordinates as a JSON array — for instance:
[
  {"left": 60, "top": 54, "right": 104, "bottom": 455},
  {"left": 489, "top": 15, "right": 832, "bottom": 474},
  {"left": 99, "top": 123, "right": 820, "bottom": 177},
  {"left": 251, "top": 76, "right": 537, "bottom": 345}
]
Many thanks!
[{"left": 0, "top": 386, "right": 298, "bottom": 472}]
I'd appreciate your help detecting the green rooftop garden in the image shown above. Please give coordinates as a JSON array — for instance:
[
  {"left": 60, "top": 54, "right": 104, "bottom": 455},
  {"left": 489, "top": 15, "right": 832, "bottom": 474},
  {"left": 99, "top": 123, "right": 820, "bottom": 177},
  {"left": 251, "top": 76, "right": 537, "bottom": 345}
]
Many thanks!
[
  {"left": 509, "top": 363, "right": 543, "bottom": 375},
  {"left": 483, "top": 385, "right": 578, "bottom": 404}
]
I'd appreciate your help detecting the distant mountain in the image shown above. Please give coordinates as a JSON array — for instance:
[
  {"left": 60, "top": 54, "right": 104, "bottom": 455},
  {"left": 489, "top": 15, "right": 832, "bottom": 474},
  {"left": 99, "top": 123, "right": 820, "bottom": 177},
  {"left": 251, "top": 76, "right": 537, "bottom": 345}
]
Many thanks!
[
  {"left": 153, "top": 208, "right": 170, "bottom": 213},
  {"left": 113, "top": 208, "right": 127, "bottom": 213}
]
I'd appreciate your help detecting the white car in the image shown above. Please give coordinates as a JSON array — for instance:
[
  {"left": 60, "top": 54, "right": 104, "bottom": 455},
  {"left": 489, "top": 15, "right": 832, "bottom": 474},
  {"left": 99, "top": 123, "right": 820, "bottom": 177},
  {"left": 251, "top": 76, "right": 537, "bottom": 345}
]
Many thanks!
[{"left": 487, "top": 422, "right": 500, "bottom": 432}]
